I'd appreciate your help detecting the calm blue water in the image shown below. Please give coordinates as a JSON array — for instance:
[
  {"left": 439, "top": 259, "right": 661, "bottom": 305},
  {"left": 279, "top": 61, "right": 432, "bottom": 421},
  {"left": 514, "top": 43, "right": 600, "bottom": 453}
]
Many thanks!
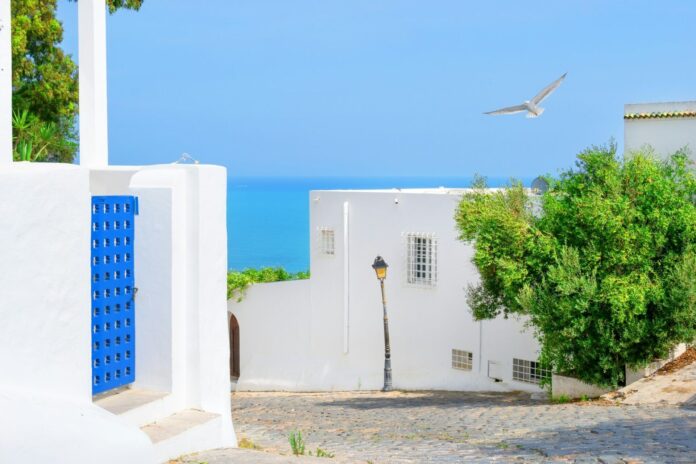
[{"left": 227, "top": 176, "right": 528, "bottom": 272}]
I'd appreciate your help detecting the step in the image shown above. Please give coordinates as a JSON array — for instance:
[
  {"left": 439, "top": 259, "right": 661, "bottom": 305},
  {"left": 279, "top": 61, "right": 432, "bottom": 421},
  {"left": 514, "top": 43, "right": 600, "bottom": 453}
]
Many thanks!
[
  {"left": 94, "top": 387, "right": 179, "bottom": 427},
  {"left": 141, "top": 409, "right": 223, "bottom": 463}
]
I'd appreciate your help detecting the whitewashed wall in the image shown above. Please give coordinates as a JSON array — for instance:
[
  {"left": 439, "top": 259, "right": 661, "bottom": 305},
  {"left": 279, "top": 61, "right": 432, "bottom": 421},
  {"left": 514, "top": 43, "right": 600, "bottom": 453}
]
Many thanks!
[
  {"left": 126, "top": 165, "right": 235, "bottom": 445},
  {"left": 0, "top": 163, "right": 234, "bottom": 463},
  {"left": 230, "top": 189, "right": 542, "bottom": 392},
  {"left": 232, "top": 280, "right": 312, "bottom": 390},
  {"left": 0, "top": 163, "right": 155, "bottom": 463},
  {"left": 624, "top": 101, "right": 696, "bottom": 158}
]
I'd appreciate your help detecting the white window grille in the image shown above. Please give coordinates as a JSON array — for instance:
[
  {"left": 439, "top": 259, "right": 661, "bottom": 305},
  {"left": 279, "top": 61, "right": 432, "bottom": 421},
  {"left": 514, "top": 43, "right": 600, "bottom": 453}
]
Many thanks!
[
  {"left": 319, "top": 228, "right": 335, "bottom": 255},
  {"left": 512, "top": 358, "right": 550, "bottom": 384},
  {"left": 452, "top": 349, "right": 473, "bottom": 371},
  {"left": 405, "top": 233, "right": 437, "bottom": 286}
]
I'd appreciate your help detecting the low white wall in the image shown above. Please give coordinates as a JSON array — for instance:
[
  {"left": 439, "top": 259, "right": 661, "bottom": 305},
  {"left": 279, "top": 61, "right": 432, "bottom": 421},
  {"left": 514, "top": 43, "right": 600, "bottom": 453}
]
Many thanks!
[
  {"left": 230, "top": 280, "right": 312, "bottom": 390},
  {"left": 552, "top": 374, "right": 612, "bottom": 400},
  {"left": 230, "top": 189, "right": 542, "bottom": 393}
]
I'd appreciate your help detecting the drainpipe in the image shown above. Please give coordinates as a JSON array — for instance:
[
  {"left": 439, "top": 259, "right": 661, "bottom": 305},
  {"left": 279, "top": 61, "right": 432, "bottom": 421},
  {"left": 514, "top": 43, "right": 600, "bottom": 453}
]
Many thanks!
[{"left": 343, "top": 201, "right": 350, "bottom": 354}]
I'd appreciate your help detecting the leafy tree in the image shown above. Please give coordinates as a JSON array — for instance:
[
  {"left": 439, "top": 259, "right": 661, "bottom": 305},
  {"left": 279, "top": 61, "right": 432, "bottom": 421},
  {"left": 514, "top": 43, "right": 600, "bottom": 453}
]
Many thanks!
[
  {"left": 11, "top": 0, "right": 143, "bottom": 161},
  {"left": 455, "top": 144, "right": 696, "bottom": 387}
]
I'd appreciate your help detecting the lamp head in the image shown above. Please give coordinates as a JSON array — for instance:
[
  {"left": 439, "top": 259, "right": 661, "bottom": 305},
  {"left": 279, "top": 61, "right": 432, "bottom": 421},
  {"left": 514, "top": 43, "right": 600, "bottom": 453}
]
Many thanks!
[{"left": 372, "top": 255, "right": 388, "bottom": 280}]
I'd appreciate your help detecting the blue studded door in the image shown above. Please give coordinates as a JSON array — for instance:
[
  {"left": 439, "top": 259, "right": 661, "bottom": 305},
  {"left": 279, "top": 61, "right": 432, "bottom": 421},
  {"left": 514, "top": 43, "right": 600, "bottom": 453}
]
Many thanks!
[{"left": 91, "top": 196, "right": 137, "bottom": 395}]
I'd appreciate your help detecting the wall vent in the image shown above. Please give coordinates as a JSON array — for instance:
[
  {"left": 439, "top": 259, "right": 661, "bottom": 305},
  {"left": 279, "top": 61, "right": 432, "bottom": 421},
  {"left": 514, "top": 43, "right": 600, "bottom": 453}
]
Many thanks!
[
  {"left": 451, "top": 349, "right": 473, "bottom": 371},
  {"left": 319, "top": 228, "right": 335, "bottom": 255},
  {"left": 512, "top": 358, "right": 550, "bottom": 384}
]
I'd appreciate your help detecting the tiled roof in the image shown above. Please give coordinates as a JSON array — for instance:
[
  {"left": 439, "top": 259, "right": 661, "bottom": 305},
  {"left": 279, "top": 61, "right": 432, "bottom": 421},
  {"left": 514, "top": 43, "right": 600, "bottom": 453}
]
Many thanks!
[{"left": 624, "top": 111, "right": 696, "bottom": 120}]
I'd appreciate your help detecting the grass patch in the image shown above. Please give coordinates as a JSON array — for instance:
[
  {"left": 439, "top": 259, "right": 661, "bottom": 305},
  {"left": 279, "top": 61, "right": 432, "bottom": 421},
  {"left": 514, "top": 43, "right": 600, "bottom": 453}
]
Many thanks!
[{"left": 289, "top": 430, "right": 306, "bottom": 456}]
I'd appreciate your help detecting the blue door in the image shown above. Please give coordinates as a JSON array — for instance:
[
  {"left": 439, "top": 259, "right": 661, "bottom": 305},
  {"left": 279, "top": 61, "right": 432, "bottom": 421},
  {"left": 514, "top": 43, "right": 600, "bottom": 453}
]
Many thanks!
[{"left": 91, "top": 196, "right": 137, "bottom": 395}]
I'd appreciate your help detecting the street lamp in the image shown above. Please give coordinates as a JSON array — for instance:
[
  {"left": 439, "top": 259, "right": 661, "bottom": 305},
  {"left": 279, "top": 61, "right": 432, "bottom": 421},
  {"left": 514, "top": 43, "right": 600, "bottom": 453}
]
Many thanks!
[{"left": 372, "top": 256, "right": 393, "bottom": 392}]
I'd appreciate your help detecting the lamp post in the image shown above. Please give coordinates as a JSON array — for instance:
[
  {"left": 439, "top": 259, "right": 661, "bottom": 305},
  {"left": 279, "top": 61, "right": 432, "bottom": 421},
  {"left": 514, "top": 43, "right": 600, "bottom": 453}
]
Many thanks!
[{"left": 372, "top": 256, "right": 393, "bottom": 392}]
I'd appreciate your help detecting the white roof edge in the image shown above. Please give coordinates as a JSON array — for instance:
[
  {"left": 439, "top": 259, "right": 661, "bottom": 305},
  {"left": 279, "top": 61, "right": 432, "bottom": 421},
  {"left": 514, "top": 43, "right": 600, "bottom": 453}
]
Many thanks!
[{"left": 625, "top": 100, "right": 696, "bottom": 111}]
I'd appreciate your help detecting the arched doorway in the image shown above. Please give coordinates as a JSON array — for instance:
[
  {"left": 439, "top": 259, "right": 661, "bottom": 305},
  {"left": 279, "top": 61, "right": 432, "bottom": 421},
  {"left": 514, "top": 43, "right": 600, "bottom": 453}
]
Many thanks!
[{"left": 228, "top": 314, "right": 240, "bottom": 379}]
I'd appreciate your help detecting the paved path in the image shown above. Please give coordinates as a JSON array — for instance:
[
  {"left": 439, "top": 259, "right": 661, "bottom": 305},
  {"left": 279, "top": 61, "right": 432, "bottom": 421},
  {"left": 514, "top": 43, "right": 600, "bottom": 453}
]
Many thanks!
[
  {"left": 183, "top": 390, "right": 696, "bottom": 463},
  {"left": 605, "top": 352, "right": 696, "bottom": 406}
]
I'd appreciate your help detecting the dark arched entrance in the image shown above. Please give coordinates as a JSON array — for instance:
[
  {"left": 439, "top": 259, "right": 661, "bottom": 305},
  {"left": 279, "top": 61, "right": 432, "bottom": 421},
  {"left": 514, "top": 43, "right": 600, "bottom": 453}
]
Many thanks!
[{"left": 229, "top": 314, "right": 240, "bottom": 379}]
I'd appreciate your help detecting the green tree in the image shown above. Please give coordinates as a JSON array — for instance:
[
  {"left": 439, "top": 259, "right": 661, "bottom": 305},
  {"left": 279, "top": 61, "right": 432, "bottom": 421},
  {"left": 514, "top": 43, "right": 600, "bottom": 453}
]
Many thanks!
[
  {"left": 455, "top": 145, "right": 696, "bottom": 387},
  {"left": 11, "top": 0, "right": 143, "bottom": 161}
]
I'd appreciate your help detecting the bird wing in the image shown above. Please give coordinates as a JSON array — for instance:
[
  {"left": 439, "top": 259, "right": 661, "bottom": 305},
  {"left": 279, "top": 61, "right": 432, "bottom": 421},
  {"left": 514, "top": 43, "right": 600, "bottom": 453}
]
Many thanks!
[
  {"left": 484, "top": 103, "right": 527, "bottom": 115},
  {"left": 531, "top": 72, "right": 567, "bottom": 105}
]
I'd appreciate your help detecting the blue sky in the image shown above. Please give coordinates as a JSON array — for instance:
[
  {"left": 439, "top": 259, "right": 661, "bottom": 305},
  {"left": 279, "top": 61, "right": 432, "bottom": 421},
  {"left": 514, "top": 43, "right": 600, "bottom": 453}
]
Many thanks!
[{"left": 57, "top": 1, "right": 696, "bottom": 177}]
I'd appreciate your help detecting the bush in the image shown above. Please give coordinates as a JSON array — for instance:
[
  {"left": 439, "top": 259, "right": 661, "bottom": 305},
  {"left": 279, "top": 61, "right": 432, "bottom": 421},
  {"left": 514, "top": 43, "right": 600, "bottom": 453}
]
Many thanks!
[
  {"left": 288, "top": 430, "right": 305, "bottom": 456},
  {"left": 455, "top": 144, "right": 696, "bottom": 387},
  {"left": 227, "top": 267, "right": 309, "bottom": 301}
]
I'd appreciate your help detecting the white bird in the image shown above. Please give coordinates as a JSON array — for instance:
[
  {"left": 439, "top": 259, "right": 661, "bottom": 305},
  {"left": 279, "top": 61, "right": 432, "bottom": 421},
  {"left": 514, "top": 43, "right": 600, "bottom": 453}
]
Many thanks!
[{"left": 484, "top": 73, "right": 567, "bottom": 118}]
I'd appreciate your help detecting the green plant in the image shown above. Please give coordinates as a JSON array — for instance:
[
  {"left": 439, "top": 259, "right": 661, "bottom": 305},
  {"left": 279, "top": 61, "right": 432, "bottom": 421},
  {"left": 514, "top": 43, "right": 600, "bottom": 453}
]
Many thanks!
[
  {"left": 551, "top": 395, "right": 571, "bottom": 404},
  {"left": 312, "top": 448, "right": 335, "bottom": 458},
  {"left": 12, "top": 109, "right": 73, "bottom": 162},
  {"left": 288, "top": 430, "right": 306, "bottom": 456},
  {"left": 238, "top": 437, "right": 261, "bottom": 450},
  {"left": 455, "top": 144, "right": 696, "bottom": 388},
  {"left": 227, "top": 267, "right": 310, "bottom": 302}
]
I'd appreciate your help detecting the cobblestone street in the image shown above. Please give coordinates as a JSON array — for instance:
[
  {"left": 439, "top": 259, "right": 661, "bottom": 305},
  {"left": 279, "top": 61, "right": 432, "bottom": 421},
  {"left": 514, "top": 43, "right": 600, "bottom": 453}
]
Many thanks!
[{"left": 216, "top": 390, "right": 696, "bottom": 464}]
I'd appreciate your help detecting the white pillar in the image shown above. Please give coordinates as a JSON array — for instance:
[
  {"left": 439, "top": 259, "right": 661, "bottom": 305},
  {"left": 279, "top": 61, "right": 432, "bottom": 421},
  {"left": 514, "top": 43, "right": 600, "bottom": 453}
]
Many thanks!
[
  {"left": 0, "top": 0, "right": 12, "bottom": 164},
  {"left": 79, "top": 0, "right": 109, "bottom": 167}
]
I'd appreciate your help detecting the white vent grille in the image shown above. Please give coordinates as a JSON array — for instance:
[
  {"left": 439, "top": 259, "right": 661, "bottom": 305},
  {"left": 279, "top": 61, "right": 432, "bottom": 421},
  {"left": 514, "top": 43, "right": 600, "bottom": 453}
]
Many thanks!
[
  {"left": 319, "top": 228, "right": 335, "bottom": 255},
  {"left": 512, "top": 358, "right": 550, "bottom": 384},
  {"left": 405, "top": 233, "right": 437, "bottom": 287},
  {"left": 452, "top": 349, "right": 473, "bottom": 370}
]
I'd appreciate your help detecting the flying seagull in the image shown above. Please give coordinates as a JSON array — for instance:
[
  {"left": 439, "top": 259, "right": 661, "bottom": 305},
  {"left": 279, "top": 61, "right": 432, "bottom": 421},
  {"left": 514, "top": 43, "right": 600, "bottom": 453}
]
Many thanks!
[{"left": 484, "top": 73, "right": 567, "bottom": 118}]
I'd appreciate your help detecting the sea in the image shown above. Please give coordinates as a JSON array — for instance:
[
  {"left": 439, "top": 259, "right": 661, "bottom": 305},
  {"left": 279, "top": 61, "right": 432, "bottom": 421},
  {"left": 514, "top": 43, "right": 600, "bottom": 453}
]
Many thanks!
[{"left": 227, "top": 176, "right": 530, "bottom": 272}]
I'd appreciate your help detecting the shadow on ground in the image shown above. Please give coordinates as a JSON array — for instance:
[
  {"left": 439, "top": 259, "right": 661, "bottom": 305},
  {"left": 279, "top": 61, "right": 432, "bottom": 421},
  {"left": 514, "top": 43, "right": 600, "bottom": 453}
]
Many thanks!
[{"left": 314, "top": 390, "right": 539, "bottom": 410}]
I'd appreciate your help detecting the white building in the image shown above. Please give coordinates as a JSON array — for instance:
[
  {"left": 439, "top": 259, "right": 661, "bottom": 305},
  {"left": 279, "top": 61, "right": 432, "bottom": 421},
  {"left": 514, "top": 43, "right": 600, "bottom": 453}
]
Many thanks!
[
  {"left": 231, "top": 100, "right": 696, "bottom": 396},
  {"left": 624, "top": 100, "right": 696, "bottom": 158},
  {"left": 0, "top": 2, "right": 234, "bottom": 463},
  {"left": 230, "top": 188, "right": 544, "bottom": 393}
]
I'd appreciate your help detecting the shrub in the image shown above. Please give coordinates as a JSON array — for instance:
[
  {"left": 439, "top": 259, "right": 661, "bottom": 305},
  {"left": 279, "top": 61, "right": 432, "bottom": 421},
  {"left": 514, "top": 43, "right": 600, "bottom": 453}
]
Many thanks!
[
  {"left": 227, "top": 267, "right": 309, "bottom": 302},
  {"left": 455, "top": 144, "right": 696, "bottom": 387},
  {"left": 288, "top": 430, "right": 305, "bottom": 456}
]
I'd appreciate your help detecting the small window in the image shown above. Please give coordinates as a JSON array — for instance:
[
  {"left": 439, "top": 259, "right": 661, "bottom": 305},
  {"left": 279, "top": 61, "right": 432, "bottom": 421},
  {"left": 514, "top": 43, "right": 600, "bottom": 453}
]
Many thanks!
[
  {"left": 406, "top": 233, "right": 437, "bottom": 286},
  {"left": 512, "top": 358, "right": 550, "bottom": 384},
  {"left": 452, "top": 349, "right": 473, "bottom": 371},
  {"left": 319, "top": 228, "right": 335, "bottom": 255}
]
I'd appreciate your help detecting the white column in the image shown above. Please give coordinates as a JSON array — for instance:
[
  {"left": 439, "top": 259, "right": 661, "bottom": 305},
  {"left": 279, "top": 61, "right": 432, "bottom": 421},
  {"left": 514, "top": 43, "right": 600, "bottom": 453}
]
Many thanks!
[
  {"left": 0, "top": 0, "right": 12, "bottom": 164},
  {"left": 79, "top": 0, "right": 109, "bottom": 167}
]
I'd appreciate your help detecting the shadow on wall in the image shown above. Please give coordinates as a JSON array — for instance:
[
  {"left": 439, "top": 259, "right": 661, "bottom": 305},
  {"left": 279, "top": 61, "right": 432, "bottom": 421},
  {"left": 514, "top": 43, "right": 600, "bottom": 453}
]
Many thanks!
[{"left": 229, "top": 313, "right": 240, "bottom": 379}]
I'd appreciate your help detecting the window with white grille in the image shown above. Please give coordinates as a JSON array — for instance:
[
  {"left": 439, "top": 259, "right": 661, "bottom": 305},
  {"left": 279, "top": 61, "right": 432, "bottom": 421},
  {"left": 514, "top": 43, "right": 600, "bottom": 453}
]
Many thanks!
[
  {"left": 512, "top": 358, "right": 550, "bottom": 384},
  {"left": 319, "top": 228, "right": 335, "bottom": 255},
  {"left": 406, "top": 233, "right": 437, "bottom": 286},
  {"left": 452, "top": 349, "right": 473, "bottom": 371}
]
